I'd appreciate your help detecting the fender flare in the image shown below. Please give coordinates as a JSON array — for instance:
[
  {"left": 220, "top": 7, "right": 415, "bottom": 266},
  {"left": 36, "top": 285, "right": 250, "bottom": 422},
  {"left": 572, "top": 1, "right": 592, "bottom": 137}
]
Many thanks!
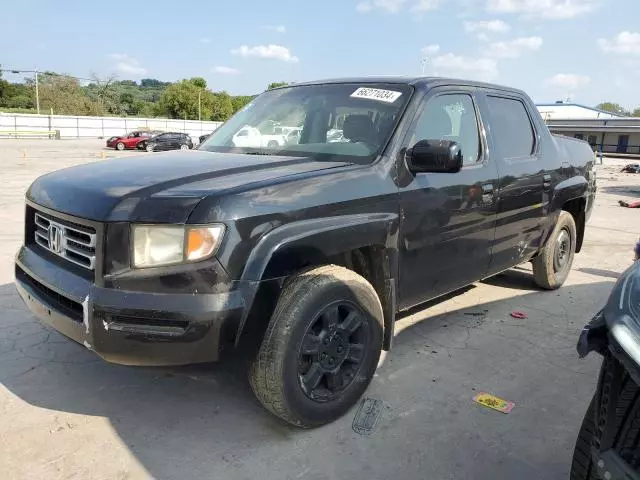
[
  {"left": 543, "top": 175, "right": 589, "bottom": 251},
  {"left": 550, "top": 175, "right": 588, "bottom": 212},
  {"left": 234, "top": 213, "right": 399, "bottom": 347}
]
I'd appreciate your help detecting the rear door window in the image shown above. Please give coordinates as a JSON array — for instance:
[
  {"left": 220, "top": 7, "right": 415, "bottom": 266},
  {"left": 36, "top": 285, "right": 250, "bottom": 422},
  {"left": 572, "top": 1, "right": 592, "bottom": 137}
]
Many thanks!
[{"left": 486, "top": 96, "right": 536, "bottom": 159}]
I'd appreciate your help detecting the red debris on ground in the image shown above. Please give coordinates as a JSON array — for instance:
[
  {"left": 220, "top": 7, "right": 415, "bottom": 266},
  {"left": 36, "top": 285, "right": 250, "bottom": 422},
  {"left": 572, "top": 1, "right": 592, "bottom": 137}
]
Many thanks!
[
  {"left": 510, "top": 311, "right": 527, "bottom": 319},
  {"left": 619, "top": 200, "right": 640, "bottom": 208}
]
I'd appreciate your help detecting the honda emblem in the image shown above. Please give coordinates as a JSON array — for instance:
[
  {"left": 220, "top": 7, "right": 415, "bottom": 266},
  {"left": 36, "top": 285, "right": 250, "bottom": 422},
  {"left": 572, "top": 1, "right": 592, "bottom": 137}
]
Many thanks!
[{"left": 48, "top": 224, "right": 63, "bottom": 253}]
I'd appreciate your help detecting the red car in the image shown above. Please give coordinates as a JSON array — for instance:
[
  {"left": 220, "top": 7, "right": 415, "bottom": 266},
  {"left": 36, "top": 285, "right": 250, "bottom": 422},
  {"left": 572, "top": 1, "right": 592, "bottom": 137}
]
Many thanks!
[{"left": 106, "top": 130, "right": 161, "bottom": 150}]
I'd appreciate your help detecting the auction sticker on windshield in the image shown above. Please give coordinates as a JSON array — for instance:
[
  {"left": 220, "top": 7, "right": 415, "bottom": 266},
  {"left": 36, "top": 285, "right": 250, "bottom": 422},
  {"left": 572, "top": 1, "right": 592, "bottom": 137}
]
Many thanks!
[{"left": 351, "top": 87, "right": 402, "bottom": 103}]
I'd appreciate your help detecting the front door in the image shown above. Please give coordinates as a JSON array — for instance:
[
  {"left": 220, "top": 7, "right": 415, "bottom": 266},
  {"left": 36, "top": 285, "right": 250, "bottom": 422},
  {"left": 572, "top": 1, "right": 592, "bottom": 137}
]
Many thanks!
[
  {"left": 398, "top": 89, "right": 499, "bottom": 310},
  {"left": 480, "top": 93, "right": 546, "bottom": 276}
]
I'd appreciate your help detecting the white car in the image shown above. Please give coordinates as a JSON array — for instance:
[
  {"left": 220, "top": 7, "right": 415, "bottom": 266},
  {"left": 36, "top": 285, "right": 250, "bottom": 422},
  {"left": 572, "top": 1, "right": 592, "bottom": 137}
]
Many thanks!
[{"left": 232, "top": 126, "right": 286, "bottom": 148}]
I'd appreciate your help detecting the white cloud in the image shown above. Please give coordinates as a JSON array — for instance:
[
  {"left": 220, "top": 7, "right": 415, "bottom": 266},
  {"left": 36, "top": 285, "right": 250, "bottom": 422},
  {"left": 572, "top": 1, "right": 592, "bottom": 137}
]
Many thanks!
[
  {"left": 357, "top": 0, "right": 437, "bottom": 13},
  {"left": 422, "top": 44, "right": 441, "bottom": 55},
  {"left": 231, "top": 44, "right": 299, "bottom": 63},
  {"left": 431, "top": 53, "right": 498, "bottom": 81},
  {"left": 545, "top": 73, "right": 591, "bottom": 91},
  {"left": 412, "top": 0, "right": 439, "bottom": 12},
  {"left": 485, "top": 36, "right": 543, "bottom": 58},
  {"left": 212, "top": 66, "right": 241, "bottom": 75},
  {"left": 598, "top": 31, "right": 640, "bottom": 55},
  {"left": 263, "top": 25, "right": 286, "bottom": 33},
  {"left": 357, "top": 0, "right": 406, "bottom": 13},
  {"left": 108, "top": 53, "right": 146, "bottom": 75},
  {"left": 486, "top": 0, "right": 597, "bottom": 19},
  {"left": 464, "top": 19, "right": 510, "bottom": 34},
  {"left": 200, "top": 38, "right": 211, "bottom": 44}
]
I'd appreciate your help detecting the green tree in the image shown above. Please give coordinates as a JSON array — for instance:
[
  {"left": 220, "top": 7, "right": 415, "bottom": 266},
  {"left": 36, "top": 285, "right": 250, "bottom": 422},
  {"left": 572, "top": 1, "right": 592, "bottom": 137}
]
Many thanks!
[
  {"left": 210, "top": 91, "right": 234, "bottom": 121},
  {"left": 191, "top": 77, "right": 207, "bottom": 89},
  {"left": 596, "top": 102, "right": 628, "bottom": 116},
  {"left": 34, "top": 74, "right": 102, "bottom": 115},
  {"left": 158, "top": 78, "right": 215, "bottom": 119},
  {"left": 232, "top": 95, "right": 254, "bottom": 113},
  {"left": 267, "top": 81, "right": 288, "bottom": 90},
  {"left": 632, "top": 107, "right": 640, "bottom": 117}
]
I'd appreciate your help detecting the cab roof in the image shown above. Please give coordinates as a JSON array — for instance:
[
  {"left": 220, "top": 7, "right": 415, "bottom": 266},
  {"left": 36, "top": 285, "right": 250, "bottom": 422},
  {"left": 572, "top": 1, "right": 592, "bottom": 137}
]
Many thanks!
[{"left": 285, "top": 76, "right": 526, "bottom": 96}]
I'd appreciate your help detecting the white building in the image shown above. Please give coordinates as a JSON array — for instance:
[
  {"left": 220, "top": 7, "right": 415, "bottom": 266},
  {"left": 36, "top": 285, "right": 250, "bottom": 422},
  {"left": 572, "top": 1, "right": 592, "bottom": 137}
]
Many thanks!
[
  {"left": 536, "top": 103, "right": 640, "bottom": 156},
  {"left": 536, "top": 103, "right": 624, "bottom": 121}
]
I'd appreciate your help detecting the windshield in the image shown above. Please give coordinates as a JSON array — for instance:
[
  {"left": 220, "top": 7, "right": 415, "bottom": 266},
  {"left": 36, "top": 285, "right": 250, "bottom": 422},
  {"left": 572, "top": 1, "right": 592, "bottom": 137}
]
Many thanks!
[{"left": 199, "top": 83, "right": 412, "bottom": 163}]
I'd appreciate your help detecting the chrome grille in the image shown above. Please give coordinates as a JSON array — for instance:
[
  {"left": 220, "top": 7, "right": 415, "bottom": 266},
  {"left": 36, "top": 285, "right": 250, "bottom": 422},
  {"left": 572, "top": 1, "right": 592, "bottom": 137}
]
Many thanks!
[{"left": 34, "top": 213, "right": 96, "bottom": 270}]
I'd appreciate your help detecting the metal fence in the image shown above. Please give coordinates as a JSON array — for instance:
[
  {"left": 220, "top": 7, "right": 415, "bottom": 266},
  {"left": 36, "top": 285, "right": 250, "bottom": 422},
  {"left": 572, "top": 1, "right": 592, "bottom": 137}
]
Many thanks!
[{"left": 0, "top": 112, "right": 223, "bottom": 140}]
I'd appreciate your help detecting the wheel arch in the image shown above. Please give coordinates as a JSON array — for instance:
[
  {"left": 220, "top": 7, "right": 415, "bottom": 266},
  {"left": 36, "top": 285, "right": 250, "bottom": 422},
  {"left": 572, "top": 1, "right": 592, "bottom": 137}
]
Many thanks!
[
  {"left": 551, "top": 176, "right": 588, "bottom": 253},
  {"left": 235, "top": 214, "right": 399, "bottom": 351}
]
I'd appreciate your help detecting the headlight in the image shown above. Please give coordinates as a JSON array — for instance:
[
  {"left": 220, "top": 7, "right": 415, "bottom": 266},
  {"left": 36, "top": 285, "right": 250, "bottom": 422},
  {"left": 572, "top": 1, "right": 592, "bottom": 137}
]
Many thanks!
[
  {"left": 611, "top": 317, "right": 640, "bottom": 367},
  {"left": 132, "top": 224, "right": 224, "bottom": 268}
]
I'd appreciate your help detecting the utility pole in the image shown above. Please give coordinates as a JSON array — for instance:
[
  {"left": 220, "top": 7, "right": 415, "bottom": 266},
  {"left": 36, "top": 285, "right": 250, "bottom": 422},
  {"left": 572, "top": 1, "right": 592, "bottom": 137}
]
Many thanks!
[
  {"left": 421, "top": 56, "right": 430, "bottom": 76},
  {"left": 2, "top": 68, "right": 42, "bottom": 114},
  {"left": 198, "top": 89, "right": 202, "bottom": 121},
  {"left": 34, "top": 69, "right": 40, "bottom": 114}
]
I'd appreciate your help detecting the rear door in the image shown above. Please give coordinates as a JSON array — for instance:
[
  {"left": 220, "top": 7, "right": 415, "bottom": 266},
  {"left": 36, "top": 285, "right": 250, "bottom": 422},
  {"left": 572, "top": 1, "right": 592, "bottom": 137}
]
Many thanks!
[
  {"left": 398, "top": 88, "right": 500, "bottom": 309},
  {"left": 479, "top": 93, "right": 546, "bottom": 276}
]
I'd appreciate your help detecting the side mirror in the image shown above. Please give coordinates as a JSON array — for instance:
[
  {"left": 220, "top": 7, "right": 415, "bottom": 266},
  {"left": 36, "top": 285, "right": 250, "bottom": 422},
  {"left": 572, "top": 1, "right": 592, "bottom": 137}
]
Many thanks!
[{"left": 407, "top": 139, "right": 463, "bottom": 173}]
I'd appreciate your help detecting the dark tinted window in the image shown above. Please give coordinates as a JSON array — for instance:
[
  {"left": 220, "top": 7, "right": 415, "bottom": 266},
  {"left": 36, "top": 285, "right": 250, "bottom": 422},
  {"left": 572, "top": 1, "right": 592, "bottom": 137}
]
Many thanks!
[
  {"left": 486, "top": 96, "right": 535, "bottom": 158},
  {"left": 410, "top": 93, "right": 481, "bottom": 165}
]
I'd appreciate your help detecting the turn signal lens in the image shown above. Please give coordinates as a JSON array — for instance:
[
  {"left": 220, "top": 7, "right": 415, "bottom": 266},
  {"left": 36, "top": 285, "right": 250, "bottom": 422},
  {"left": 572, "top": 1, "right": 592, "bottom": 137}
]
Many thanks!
[{"left": 186, "top": 226, "right": 224, "bottom": 261}]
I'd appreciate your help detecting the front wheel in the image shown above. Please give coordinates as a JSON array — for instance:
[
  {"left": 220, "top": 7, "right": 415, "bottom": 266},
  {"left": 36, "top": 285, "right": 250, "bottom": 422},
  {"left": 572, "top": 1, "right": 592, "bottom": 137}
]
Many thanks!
[
  {"left": 180, "top": 144, "right": 189, "bottom": 150},
  {"left": 116, "top": 142, "right": 125, "bottom": 151},
  {"left": 146, "top": 144, "right": 154, "bottom": 152},
  {"left": 249, "top": 265, "right": 383, "bottom": 428},
  {"left": 533, "top": 211, "right": 577, "bottom": 290}
]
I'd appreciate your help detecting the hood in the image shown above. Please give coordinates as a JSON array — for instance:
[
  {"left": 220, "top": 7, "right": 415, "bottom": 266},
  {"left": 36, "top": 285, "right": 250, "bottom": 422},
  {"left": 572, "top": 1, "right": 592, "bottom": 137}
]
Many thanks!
[{"left": 27, "top": 150, "right": 350, "bottom": 223}]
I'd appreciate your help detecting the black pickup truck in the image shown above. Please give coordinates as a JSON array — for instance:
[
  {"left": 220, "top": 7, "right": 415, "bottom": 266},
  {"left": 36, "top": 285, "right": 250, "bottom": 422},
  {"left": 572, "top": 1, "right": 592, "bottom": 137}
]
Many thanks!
[{"left": 15, "top": 77, "right": 596, "bottom": 427}]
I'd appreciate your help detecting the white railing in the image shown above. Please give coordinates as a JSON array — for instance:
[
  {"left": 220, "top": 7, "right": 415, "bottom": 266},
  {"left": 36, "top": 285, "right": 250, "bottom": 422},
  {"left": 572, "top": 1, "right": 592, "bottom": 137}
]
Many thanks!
[{"left": 0, "top": 112, "right": 223, "bottom": 140}]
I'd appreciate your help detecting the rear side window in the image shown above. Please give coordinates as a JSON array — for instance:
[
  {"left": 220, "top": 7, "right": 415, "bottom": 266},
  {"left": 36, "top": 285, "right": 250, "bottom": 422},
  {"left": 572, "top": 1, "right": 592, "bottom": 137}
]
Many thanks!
[{"left": 486, "top": 96, "right": 535, "bottom": 158}]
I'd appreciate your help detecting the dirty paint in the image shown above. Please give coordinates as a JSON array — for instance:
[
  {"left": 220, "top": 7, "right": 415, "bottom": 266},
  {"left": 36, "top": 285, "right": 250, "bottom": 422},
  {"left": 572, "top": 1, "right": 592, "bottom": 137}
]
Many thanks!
[{"left": 82, "top": 296, "right": 90, "bottom": 334}]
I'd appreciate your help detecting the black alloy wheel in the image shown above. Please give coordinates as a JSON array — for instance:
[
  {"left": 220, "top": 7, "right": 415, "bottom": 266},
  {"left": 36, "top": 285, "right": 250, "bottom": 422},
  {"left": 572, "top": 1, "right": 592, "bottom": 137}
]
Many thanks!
[{"left": 297, "top": 301, "right": 368, "bottom": 402}]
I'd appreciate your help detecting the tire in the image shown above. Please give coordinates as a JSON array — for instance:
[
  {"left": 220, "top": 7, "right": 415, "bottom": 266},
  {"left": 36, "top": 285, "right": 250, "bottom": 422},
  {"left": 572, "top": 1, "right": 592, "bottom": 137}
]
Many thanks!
[
  {"left": 116, "top": 142, "right": 125, "bottom": 151},
  {"left": 267, "top": 140, "right": 278, "bottom": 148},
  {"left": 137, "top": 141, "right": 146, "bottom": 150},
  {"left": 533, "top": 210, "right": 577, "bottom": 290},
  {"left": 570, "top": 398, "right": 600, "bottom": 480},
  {"left": 146, "top": 144, "right": 154, "bottom": 153},
  {"left": 180, "top": 144, "right": 189, "bottom": 151},
  {"left": 570, "top": 356, "right": 640, "bottom": 479},
  {"left": 249, "top": 265, "right": 383, "bottom": 428}
]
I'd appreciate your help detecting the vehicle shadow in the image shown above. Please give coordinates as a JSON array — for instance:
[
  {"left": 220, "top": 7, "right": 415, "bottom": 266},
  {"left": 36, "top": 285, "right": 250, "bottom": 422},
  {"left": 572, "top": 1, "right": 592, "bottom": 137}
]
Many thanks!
[
  {"left": 0, "top": 277, "right": 614, "bottom": 480},
  {"left": 601, "top": 184, "right": 640, "bottom": 199}
]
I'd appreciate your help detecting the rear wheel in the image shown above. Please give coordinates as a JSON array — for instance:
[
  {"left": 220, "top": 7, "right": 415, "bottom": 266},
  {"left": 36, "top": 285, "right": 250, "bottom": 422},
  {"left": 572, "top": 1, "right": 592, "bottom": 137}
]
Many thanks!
[
  {"left": 249, "top": 265, "right": 383, "bottom": 428},
  {"left": 180, "top": 144, "right": 189, "bottom": 150},
  {"left": 116, "top": 142, "right": 125, "bottom": 151},
  {"left": 267, "top": 140, "right": 278, "bottom": 148},
  {"left": 533, "top": 211, "right": 577, "bottom": 289},
  {"left": 146, "top": 144, "right": 154, "bottom": 152}
]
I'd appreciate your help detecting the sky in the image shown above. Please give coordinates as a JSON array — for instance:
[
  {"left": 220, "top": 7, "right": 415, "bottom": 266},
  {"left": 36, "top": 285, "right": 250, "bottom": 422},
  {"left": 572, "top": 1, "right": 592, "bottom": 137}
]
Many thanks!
[{"left": 2, "top": 0, "right": 640, "bottom": 108}]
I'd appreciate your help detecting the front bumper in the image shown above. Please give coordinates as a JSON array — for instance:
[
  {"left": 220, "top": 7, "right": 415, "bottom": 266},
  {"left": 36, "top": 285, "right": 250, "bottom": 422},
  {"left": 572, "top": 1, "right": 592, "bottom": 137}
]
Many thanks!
[
  {"left": 578, "top": 314, "right": 640, "bottom": 480},
  {"left": 15, "top": 245, "right": 249, "bottom": 366}
]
